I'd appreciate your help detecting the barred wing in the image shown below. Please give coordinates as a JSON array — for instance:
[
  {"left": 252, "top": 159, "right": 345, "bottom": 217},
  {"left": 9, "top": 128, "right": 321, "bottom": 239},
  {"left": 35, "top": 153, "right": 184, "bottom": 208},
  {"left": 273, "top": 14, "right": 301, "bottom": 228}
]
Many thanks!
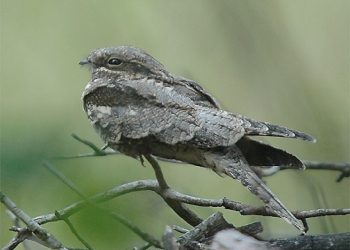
[{"left": 83, "top": 79, "right": 203, "bottom": 144}]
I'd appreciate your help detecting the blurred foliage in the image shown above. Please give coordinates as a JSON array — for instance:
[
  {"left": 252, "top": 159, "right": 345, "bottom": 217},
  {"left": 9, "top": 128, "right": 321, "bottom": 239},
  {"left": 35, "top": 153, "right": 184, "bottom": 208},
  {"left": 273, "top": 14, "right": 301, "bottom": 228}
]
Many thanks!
[{"left": 0, "top": 0, "right": 349, "bottom": 249}]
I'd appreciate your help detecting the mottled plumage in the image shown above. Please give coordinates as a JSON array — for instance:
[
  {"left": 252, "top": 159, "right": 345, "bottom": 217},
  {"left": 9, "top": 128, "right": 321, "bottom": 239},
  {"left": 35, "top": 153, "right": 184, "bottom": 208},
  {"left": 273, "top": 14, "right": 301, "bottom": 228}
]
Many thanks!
[{"left": 80, "top": 46, "right": 315, "bottom": 232}]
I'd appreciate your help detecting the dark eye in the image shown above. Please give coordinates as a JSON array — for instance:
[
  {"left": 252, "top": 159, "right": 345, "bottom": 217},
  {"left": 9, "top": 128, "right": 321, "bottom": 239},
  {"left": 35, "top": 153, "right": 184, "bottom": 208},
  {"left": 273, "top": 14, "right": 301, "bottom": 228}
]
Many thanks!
[{"left": 107, "top": 58, "right": 123, "bottom": 66}]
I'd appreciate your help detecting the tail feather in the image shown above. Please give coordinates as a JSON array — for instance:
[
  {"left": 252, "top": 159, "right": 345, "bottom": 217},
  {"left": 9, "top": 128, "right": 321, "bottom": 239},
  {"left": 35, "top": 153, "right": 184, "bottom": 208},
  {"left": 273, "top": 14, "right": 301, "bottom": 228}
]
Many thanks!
[
  {"left": 225, "top": 166, "right": 305, "bottom": 232},
  {"left": 203, "top": 148, "right": 305, "bottom": 232},
  {"left": 241, "top": 117, "right": 316, "bottom": 143},
  {"left": 236, "top": 137, "right": 305, "bottom": 169},
  {"left": 147, "top": 141, "right": 305, "bottom": 232}
]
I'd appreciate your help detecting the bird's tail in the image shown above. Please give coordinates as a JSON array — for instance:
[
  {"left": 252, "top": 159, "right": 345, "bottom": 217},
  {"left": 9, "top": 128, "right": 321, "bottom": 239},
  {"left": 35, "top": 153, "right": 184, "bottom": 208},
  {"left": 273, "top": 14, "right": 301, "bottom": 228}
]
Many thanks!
[
  {"left": 236, "top": 137, "right": 305, "bottom": 169},
  {"left": 238, "top": 115, "right": 316, "bottom": 143},
  {"left": 146, "top": 141, "right": 304, "bottom": 231},
  {"left": 203, "top": 147, "right": 305, "bottom": 232}
]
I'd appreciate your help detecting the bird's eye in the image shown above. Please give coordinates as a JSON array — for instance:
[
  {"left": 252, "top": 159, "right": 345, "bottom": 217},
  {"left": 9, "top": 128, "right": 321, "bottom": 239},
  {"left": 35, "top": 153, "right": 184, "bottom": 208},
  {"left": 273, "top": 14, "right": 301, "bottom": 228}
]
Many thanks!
[{"left": 107, "top": 58, "right": 123, "bottom": 66}]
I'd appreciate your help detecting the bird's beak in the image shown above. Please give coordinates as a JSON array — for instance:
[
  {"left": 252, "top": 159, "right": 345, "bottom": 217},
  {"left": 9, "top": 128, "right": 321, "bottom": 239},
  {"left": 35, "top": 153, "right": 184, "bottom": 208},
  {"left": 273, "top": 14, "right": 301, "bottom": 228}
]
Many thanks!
[{"left": 79, "top": 58, "right": 90, "bottom": 65}]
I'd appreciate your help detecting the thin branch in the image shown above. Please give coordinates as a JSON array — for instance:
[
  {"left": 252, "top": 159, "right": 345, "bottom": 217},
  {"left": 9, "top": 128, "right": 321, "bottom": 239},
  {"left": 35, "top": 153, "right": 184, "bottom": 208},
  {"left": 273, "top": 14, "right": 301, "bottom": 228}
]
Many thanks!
[
  {"left": 237, "top": 204, "right": 350, "bottom": 219},
  {"left": 51, "top": 150, "right": 119, "bottom": 160},
  {"left": 0, "top": 192, "right": 68, "bottom": 250},
  {"left": 108, "top": 212, "right": 162, "bottom": 248},
  {"left": 44, "top": 161, "right": 87, "bottom": 199},
  {"left": 282, "top": 161, "right": 350, "bottom": 182},
  {"left": 144, "top": 154, "right": 169, "bottom": 190},
  {"left": 32, "top": 178, "right": 350, "bottom": 229},
  {"left": 54, "top": 211, "right": 94, "bottom": 250},
  {"left": 144, "top": 154, "right": 203, "bottom": 227},
  {"left": 236, "top": 222, "right": 264, "bottom": 236},
  {"left": 33, "top": 180, "right": 159, "bottom": 224},
  {"left": 3, "top": 227, "right": 33, "bottom": 250},
  {"left": 5, "top": 211, "right": 32, "bottom": 250},
  {"left": 43, "top": 161, "right": 162, "bottom": 249},
  {"left": 302, "top": 161, "right": 350, "bottom": 172},
  {"left": 71, "top": 134, "right": 106, "bottom": 156},
  {"left": 301, "top": 218, "right": 309, "bottom": 234},
  {"left": 171, "top": 225, "right": 189, "bottom": 234},
  {"left": 177, "top": 212, "right": 233, "bottom": 248},
  {"left": 269, "top": 232, "right": 350, "bottom": 250}
]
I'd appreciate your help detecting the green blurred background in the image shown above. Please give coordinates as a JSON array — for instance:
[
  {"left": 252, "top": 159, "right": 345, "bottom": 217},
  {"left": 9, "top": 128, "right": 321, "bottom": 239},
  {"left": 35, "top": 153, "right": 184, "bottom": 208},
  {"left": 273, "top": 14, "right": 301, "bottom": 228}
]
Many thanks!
[{"left": 1, "top": 0, "right": 349, "bottom": 249}]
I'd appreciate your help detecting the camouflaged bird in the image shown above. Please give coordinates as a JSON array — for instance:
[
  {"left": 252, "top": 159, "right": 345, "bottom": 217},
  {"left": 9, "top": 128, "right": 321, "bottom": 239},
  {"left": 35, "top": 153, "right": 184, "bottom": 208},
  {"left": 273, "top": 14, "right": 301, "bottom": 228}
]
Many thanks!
[{"left": 80, "top": 46, "right": 316, "bottom": 232}]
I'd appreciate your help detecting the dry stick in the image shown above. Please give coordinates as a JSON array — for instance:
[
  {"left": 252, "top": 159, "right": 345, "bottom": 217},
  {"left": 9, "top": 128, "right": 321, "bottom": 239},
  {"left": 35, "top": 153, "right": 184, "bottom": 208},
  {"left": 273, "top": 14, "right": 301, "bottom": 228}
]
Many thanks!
[
  {"left": 300, "top": 161, "right": 350, "bottom": 172},
  {"left": 33, "top": 180, "right": 159, "bottom": 224},
  {"left": 5, "top": 211, "right": 32, "bottom": 250},
  {"left": 71, "top": 134, "right": 106, "bottom": 156},
  {"left": 236, "top": 222, "right": 264, "bottom": 236},
  {"left": 144, "top": 154, "right": 169, "bottom": 189},
  {"left": 281, "top": 161, "right": 350, "bottom": 182},
  {"left": 43, "top": 161, "right": 162, "bottom": 249},
  {"left": 108, "top": 211, "right": 161, "bottom": 248},
  {"left": 0, "top": 192, "right": 67, "bottom": 250},
  {"left": 3, "top": 227, "right": 33, "bottom": 250},
  {"left": 307, "top": 161, "right": 350, "bottom": 182},
  {"left": 171, "top": 225, "right": 189, "bottom": 234},
  {"left": 269, "top": 232, "right": 350, "bottom": 250},
  {"left": 33, "top": 179, "right": 350, "bottom": 227},
  {"left": 144, "top": 154, "right": 203, "bottom": 226},
  {"left": 54, "top": 211, "right": 93, "bottom": 250},
  {"left": 177, "top": 212, "right": 233, "bottom": 247}
]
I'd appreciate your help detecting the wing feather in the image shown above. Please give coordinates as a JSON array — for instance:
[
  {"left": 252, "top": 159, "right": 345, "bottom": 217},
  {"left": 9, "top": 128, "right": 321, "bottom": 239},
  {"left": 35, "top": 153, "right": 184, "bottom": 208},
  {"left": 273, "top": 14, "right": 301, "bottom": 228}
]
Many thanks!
[
  {"left": 240, "top": 116, "right": 316, "bottom": 142},
  {"left": 83, "top": 79, "right": 203, "bottom": 144}
]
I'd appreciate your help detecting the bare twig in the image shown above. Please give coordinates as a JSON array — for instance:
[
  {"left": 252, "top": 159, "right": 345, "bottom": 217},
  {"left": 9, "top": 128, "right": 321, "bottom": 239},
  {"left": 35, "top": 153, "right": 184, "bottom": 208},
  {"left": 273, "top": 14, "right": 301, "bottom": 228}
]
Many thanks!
[
  {"left": 0, "top": 192, "right": 68, "bottom": 250},
  {"left": 3, "top": 227, "right": 33, "bottom": 250},
  {"left": 5, "top": 211, "right": 32, "bottom": 250},
  {"left": 54, "top": 211, "right": 94, "bottom": 250},
  {"left": 171, "top": 225, "right": 189, "bottom": 234},
  {"left": 236, "top": 222, "right": 264, "bottom": 236},
  {"left": 281, "top": 161, "right": 350, "bottom": 182},
  {"left": 177, "top": 212, "right": 233, "bottom": 248},
  {"left": 239, "top": 206, "right": 350, "bottom": 219},
  {"left": 44, "top": 161, "right": 86, "bottom": 198},
  {"left": 43, "top": 161, "right": 162, "bottom": 249},
  {"left": 33, "top": 179, "right": 350, "bottom": 228},
  {"left": 108, "top": 212, "right": 162, "bottom": 248},
  {"left": 144, "top": 154, "right": 203, "bottom": 227},
  {"left": 144, "top": 154, "right": 169, "bottom": 190},
  {"left": 71, "top": 134, "right": 106, "bottom": 156},
  {"left": 269, "top": 232, "right": 350, "bottom": 250},
  {"left": 33, "top": 180, "right": 159, "bottom": 224},
  {"left": 301, "top": 218, "right": 309, "bottom": 234},
  {"left": 302, "top": 161, "right": 350, "bottom": 172}
]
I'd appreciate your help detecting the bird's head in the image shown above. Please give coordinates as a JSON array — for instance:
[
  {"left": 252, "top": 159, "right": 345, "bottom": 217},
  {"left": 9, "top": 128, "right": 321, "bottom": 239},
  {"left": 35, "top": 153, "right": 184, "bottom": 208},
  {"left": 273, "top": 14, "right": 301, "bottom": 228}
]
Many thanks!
[{"left": 80, "top": 46, "right": 168, "bottom": 81}]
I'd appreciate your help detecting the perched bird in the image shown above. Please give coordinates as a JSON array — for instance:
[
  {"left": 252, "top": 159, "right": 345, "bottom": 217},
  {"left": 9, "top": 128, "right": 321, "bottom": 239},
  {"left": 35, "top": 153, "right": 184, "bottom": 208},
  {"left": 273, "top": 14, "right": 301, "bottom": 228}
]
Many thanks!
[{"left": 80, "top": 46, "right": 315, "bottom": 232}]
